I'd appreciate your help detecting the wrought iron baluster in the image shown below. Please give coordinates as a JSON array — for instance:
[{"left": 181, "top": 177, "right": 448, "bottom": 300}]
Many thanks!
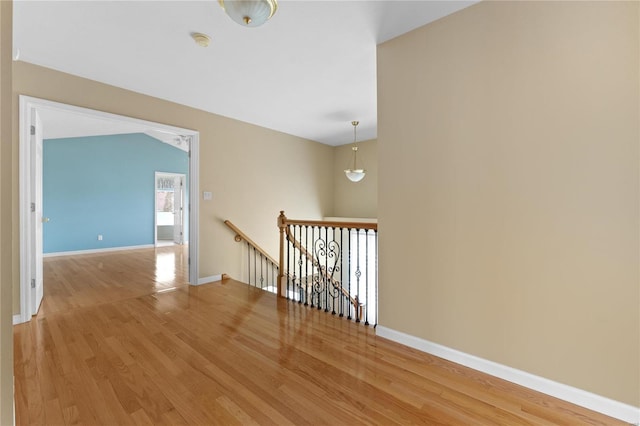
[
  {"left": 246, "top": 242, "right": 250, "bottom": 286},
  {"left": 347, "top": 228, "right": 352, "bottom": 320},
  {"left": 298, "top": 225, "right": 303, "bottom": 304},
  {"left": 301, "top": 227, "right": 305, "bottom": 306},
  {"left": 355, "top": 227, "right": 361, "bottom": 323},
  {"left": 375, "top": 229, "right": 378, "bottom": 326},
  {"left": 286, "top": 225, "right": 291, "bottom": 300},
  {"left": 300, "top": 226, "right": 313, "bottom": 306},
  {"left": 337, "top": 226, "right": 343, "bottom": 316},
  {"left": 266, "top": 258, "right": 269, "bottom": 289},
  {"left": 304, "top": 226, "right": 316, "bottom": 308},
  {"left": 303, "top": 225, "right": 308, "bottom": 306},
  {"left": 294, "top": 226, "right": 298, "bottom": 300},
  {"left": 340, "top": 228, "right": 349, "bottom": 317},
  {"left": 365, "top": 229, "right": 369, "bottom": 325},
  {"left": 323, "top": 225, "right": 328, "bottom": 312},
  {"left": 261, "top": 253, "right": 265, "bottom": 289}
]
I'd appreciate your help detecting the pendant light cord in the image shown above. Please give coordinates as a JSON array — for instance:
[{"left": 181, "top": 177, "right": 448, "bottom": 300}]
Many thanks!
[{"left": 352, "top": 121, "right": 360, "bottom": 169}]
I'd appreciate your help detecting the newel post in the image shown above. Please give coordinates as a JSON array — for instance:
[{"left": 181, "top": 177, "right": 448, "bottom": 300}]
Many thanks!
[{"left": 277, "top": 211, "right": 287, "bottom": 298}]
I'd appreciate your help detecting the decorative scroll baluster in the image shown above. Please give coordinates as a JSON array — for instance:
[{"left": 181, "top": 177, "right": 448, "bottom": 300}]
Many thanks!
[
  {"left": 333, "top": 227, "right": 339, "bottom": 315},
  {"left": 324, "top": 226, "right": 328, "bottom": 312}
]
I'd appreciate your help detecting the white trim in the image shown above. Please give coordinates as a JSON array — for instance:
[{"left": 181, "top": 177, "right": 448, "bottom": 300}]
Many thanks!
[
  {"left": 376, "top": 326, "right": 640, "bottom": 424},
  {"left": 43, "top": 244, "right": 155, "bottom": 258},
  {"left": 18, "top": 95, "right": 201, "bottom": 321},
  {"left": 13, "top": 315, "right": 24, "bottom": 325},
  {"left": 188, "top": 135, "right": 199, "bottom": 286},
  {"left": 18, "top": 96, "right": 33, "bottom": 324},
  {"left": 196, "top": 274, "right": 222, "bottom": 286}
]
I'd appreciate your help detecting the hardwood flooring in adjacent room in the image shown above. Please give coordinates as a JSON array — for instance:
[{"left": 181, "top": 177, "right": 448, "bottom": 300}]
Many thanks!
[
  {"left": 14, "top": 246, "right": 625, "bottom": 425},
  {"left": 39, "top": 245, "right": 189, "bottom": 316}
]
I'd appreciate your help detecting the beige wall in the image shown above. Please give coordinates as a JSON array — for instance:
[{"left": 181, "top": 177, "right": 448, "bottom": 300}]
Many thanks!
[
  {"left": 332, "top": 139, "right": 377, "bottom": 218},
  {"left": 378, "top": 1, "right": 639, "bottom": 407},
  {"left": 0, "top": 2, "right": 14, "bottom": 423},
  {"left": 12, "top": 62, "right": 335, "bottom": 312}
]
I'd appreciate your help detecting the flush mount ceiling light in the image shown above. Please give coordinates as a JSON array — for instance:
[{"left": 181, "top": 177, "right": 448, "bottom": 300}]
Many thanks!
[
  {"left": 191, "top": 32, "right": 211, "bottom": 47},
  {"left": 218, "top": 0, "right": 278, "bottom": 27},
  {"left": 344, "top": 121, "right": 366, "bottom": 183}
]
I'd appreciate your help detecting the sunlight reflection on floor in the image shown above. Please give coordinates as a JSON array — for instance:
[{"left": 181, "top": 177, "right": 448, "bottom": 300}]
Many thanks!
[{"left": 155, "top": 250, "right": 176, "bottom": 284}]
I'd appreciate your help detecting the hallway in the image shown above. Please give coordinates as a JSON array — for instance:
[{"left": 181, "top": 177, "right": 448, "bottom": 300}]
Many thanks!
[{"left": 14, "top": 247, "right": 625, "bottom": 425}]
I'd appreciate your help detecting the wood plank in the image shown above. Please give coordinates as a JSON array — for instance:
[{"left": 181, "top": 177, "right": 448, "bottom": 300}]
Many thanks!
[{"left": 13, "top": 246, "right": 627, "bottom": 425}]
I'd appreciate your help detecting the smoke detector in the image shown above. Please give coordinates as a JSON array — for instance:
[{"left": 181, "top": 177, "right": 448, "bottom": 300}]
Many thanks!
[{"left": 191, "top": 32, "right": 211, "bottom": 47}]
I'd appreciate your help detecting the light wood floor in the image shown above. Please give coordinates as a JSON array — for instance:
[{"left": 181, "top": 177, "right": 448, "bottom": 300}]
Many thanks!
[{"left": 15, "top": 246, "right": 625, "bottom": 425}]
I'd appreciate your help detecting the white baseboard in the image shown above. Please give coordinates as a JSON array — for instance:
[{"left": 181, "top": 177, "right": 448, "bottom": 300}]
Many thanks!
[
  {"left": 13, "top": 314, "right": 24, "bottom": 325},
  {"left": 196, "top": 274, "right": 222, "bottom": 286},
  {"left": 376, "top": 326, "right": 640, "bottom": 425},
  {"left": 44, "top": 244, "right": 155, "bottom": 257}
]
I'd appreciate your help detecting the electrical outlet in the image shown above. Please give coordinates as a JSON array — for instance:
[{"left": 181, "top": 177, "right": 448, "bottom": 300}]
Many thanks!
[{"left": 98, "top": 234, "right": 103, "bottom": 241}]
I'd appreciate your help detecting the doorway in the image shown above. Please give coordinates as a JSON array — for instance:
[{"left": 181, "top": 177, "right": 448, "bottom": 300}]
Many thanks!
[
  {"left": 155, "top": 172, "right": 187, "bottom": 247},
  {"left": 18, "top": 96, "right": 200, "bottom": 323}
]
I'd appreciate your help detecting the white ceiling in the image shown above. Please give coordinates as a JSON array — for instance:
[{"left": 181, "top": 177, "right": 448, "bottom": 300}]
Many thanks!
[
  {"left": 13, "top": 0, "right": 475, "bottom": 146},
  {"left": 37, "top": 107, "right": 191, "bottom": 151}
]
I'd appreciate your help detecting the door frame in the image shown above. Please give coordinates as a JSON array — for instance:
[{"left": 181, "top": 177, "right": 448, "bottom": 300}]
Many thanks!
[
  {"left": 18, "top": 95, "right": 200, "bottom": 323},
  {"left": 154, "top": 171, "right": 187, "bottom": 246},
  {"left": 30, "top": 109, "right": 44, "bottom": 316}
]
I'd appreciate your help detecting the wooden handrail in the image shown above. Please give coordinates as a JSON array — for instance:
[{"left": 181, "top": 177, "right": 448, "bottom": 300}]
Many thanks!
[
  {"left": 284, "top": 218, "right": 377, "bottom": 231},
  {"left": 224, "top": 220, "right": 279, "bottom": 267}
]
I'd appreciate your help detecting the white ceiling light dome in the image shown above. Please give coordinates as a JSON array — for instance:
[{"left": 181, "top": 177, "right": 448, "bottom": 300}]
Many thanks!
[
  {"left": 219, "top": 0, "right": 278, "bottom": 27},
  {"left": 345, "top": 162, "right": 365, "bottom": 182}
]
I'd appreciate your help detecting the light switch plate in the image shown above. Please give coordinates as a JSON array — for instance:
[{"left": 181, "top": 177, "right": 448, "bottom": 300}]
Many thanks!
[{"left": 203, "top": 191, "right": 212, "bottom": 201}]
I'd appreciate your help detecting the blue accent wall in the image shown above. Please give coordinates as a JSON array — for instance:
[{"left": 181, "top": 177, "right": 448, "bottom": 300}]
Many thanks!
[{"left": 43, "top": 133, "right": 188, "bottom": 253}]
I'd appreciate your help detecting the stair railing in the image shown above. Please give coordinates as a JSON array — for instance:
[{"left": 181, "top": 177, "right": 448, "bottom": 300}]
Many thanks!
[
  {"left": 277, "top": 211, "right": 378, "bottom": 325},
  {"left": 224, "top": 220, "right": 279, "bottom": 293}
]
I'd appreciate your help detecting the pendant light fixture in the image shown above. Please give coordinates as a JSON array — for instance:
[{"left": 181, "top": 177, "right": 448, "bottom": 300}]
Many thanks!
[
  {"left": 218, "top": 0, "right": 278, "bottom": 27},
  {"left": 344, "top": 121, "right": 366, "bottom": 183}
]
